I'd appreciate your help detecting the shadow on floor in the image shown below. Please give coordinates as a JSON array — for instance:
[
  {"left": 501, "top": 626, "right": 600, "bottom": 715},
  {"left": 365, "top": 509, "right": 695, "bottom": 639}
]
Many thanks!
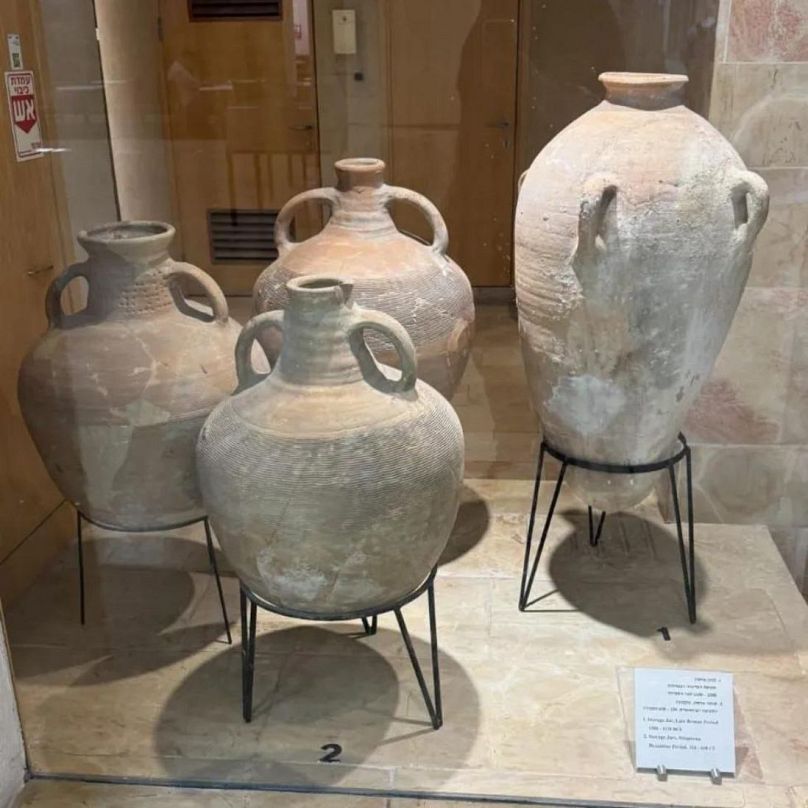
[
  {"left": 518, "top": 509, "right": 800, "bottom": 662},
  {"left": 439, "top": 484, "right": 490, "bottom": 567},
  {"left": 149, "top": 625, "right": 479, "bottom": 788},
  {"left": 523, "top": 509, "right": 709, "bottom": 638},
  {"left": 7, "top": 536, "right": 234, "bottom": 679}
]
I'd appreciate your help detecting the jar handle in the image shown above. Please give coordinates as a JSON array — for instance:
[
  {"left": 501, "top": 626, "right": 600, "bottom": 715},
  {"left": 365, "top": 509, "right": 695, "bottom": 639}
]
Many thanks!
[
  {"left": 235, "top": 310, "right": 283, "bottom": 389},
  {"left": 348, "top": 307, "right": 417, "bottom": 394},
  {"left": 45, "top": 263, "right": 88, "bottom": 327},
  {"left": 731, "top": 170, "right": 769, "bottom": 249},
  {"left": 275, "top": 188, "right": 338, "bottom": 256},
  {"left": 517, "top": 169, "right": 528, "bottom": 194},
  {"left": 166, "top": 261, "right": 229, "bottom": 324},
  {"left": 576, "top": 173, "right": 618, "bottom": 262},
  {"left": 386, "top": 186, "right": 449, "bottom": 256}
]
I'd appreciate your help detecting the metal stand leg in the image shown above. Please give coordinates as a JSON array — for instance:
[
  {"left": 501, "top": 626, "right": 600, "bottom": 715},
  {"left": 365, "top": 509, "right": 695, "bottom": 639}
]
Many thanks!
[
  {"left": 520, "top": 447, "right": 567, "bottom": 610},
  {"left": 427, "top": 581, "right": 442, "bottom": 727},
  {"left": 237, "top": 570, "right": 441, "bottom": 727},
  {"left": 520, "top": 442, "right": 545, "bottom": 607},
  {"left": 241, "top": 589, "right": 257, "bottom": 723},
  {"left": 77, "top": 510, "right": 85, "bottom": 625},
  {"left": 668, "top": 450, "right": 697, "bottom": 624},
  {"left": 588, "top": 506, "right": 606, "bottom": 547},
  {"left": 204, "top": 518, "right": 232, "bottom": 644},
  {"left": 394, "top": 579, "right": 442, "bottom": 729},
  {"left": 520, "top": 434, "right": 697, "bottom": 622},
  {"left": 686, "top": 445, "right": 696, "bottom": 622}
]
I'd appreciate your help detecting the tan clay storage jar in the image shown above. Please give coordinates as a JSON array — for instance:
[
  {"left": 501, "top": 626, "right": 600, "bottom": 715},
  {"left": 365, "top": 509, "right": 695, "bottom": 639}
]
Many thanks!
[
  {"left": 197, "top": 275, "right": 464, "bottom": 615},
  {"left": 18, "top": 221, "right": 241, "bottom": 530},
  {"left": 253, "top": 158, "right": 474, "bottom": 400},
  {"left": 515, "top": 73, "right": 769, "bottom": 511}
]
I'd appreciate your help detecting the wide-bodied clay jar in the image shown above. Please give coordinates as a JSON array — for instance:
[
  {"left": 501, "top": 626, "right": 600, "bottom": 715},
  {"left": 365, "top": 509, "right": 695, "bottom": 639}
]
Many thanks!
[
  {"left": 515, "top": 73, "right": 769, "bottom": 511},
  {"left": 253, "top": 158, "right": 474, "bottom": 399},
  {"left": 197, "top": 275, "right": 464, "bottom": 615},
  {"left": 18, "top": 221, "right": 241, "bottom": 530}
]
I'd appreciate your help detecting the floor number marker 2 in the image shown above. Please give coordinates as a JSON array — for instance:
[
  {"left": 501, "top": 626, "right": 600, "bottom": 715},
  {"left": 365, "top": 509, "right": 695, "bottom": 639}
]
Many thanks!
[{"left": 319, "top": 743, "right": 342, "bottom": 763}]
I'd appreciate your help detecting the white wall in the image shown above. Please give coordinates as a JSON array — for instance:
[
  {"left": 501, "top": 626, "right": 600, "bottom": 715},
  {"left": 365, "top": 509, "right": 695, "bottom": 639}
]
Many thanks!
[
  {"left": 313, "top": 0, "right": 390, "bottom": 185},
  {"left": 39, "top": 0, "right": 118, "bottom": 259},
  {"left": 0, "top": 616, "right": 25, "bottom": 807},
  {"left": 95, "top": 0, "right": 174, "bottom": 224}
]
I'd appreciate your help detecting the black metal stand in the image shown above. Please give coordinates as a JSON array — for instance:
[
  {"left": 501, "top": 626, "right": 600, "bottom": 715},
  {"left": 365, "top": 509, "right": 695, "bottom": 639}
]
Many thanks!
[
  {"left": 519, "top": 433, "right": 696, "bottom": 624},
  {"left": 239, "top": 567, "right": 442, "bottom": 728},
  {"left": 75, "top": 511, "right": 232, "bottom": 644}
]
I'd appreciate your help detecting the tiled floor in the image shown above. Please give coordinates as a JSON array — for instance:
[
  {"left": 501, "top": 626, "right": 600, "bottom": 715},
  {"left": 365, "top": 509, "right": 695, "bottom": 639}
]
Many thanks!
[
  {"left": 452, "top": 303, "right": 539, "bottom": 480},
  {"left": 6, "top": 478, "right": 808, "bottom": 806},
  {"left": 6, "top": 302, "right": 808, "bottom": 807}
]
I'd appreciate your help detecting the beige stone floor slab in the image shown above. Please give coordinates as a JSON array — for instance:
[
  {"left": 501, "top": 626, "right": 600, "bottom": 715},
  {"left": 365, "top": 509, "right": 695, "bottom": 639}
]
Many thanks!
[
  {"left": 6, "top": 487, "right": 808, "bottom": 808},
  {"left": 453, "top": 305, "right": 538, "bottom": 481}
]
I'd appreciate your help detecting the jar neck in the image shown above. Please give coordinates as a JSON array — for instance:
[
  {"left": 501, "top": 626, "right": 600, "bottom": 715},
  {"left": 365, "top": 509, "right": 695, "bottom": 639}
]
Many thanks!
[
  {"left": 82, "top": 246, "right": 176, "bottom": 318},
  {"left": 275, "top": 279, "right": 363, "bottom": 387},
  {"left": 78, "top": 222, "right": 177, "bottom": 318},
  {"left": 328, "top": 158, "right": 397, "bottom": 237}
]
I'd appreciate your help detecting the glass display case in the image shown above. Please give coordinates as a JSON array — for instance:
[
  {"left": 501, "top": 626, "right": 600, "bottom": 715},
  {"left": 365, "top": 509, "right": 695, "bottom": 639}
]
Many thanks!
[{"left": 0, "top": 2, "right": 806, "bottom": 806}]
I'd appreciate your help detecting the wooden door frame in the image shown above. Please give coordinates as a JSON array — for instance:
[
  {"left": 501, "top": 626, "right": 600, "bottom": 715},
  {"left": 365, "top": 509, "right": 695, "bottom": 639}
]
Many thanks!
[
  {"left": 0, "top": 0, "right": 81, "bottom": 607},
  {"left": 381, "top": 0, "right": 521, "bottom": 288},
  {"left": 514, "top": 0, "right": 533, "bottom": 192},
  {"left": 30, "top": 0, "right": 75, "bottom": 273},
  {"left": 157, "top": 0, "right": 322, "bottom": 276}
]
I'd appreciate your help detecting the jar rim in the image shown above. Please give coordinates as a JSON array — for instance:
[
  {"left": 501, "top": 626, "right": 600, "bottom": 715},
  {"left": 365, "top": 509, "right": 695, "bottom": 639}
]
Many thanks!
[
  {"left": 335, "top": 157, "right": 386, "bottom": 174},
  {"left": 78, "top": 220, "right": 174, "bottom": 246},
  {"left": 599, "top": 71, "right": 689, "bottom": 88}
]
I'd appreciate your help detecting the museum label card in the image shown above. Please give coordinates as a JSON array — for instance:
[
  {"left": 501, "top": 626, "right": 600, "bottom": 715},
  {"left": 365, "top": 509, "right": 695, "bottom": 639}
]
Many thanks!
[{"left": 634, "top": 667, "right": 735, "bottom": 774}]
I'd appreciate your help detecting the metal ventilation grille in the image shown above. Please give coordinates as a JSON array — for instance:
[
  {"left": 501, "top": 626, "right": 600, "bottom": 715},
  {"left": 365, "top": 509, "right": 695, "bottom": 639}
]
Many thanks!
[
  {"left": 208, "top": 209, "right": 279, "bottom": 263},
  {"left": 189, "top": 0, "right": 282, "bottom": 21}
]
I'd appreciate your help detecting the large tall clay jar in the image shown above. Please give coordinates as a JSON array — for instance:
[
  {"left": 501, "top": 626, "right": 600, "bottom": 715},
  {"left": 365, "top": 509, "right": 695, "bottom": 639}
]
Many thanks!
[
  {"left": 18, "top": 222, "right": 241, "bottom": 530},
  {"left": 253, "top": 158, "right": 475, "bottom": 399},
  {"left": 197, "top": 275, "right": 464, "bottom": 615},
  {"left": 515, "top": 73, "right": 769, "bottom": 510}
]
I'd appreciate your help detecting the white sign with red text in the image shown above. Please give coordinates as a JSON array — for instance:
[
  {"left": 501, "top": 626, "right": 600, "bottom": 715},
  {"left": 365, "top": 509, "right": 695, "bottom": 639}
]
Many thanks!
[{"left": 5, "top": 70, "right": 42, "bottom": 161}]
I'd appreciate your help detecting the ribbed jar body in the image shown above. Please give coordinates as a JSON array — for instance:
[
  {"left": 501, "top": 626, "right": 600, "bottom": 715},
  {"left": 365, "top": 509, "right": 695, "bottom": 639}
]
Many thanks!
[
  {"left": 18, "top": 222, "right": 240, "bottom": 530},
  {"left": 198, "top": 275, "right": 464, "bottom": 615},
  {"left": 515, "top": 73, "right": 769, "bottom": 511},
  {"left": 253, "top": 158, "right": 475, "bottom": 400}
]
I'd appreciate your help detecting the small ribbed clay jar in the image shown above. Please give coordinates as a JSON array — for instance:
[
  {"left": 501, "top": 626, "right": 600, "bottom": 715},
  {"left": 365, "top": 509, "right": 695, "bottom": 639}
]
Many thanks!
[
  {"left": 253, "top": 158, "right": 475, "bottom": 399},
  {"left": 197, "top": 274, "right": 465, "bottom": 615},
  {"left": 18, "top": 221, "right": 241, "bottom": 530}
]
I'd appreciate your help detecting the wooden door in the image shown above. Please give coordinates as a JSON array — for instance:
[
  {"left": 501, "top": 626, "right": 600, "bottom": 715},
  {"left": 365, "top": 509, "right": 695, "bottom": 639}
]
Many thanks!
[
  {"left": 0, "top": 0, "right": 75, "bottom": 603},
  {"left": 386, "top": 0, "right": 519, "bottom": 287},
  {"left": 159, "top": 0, "right": 321, "bottom": 295}
]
